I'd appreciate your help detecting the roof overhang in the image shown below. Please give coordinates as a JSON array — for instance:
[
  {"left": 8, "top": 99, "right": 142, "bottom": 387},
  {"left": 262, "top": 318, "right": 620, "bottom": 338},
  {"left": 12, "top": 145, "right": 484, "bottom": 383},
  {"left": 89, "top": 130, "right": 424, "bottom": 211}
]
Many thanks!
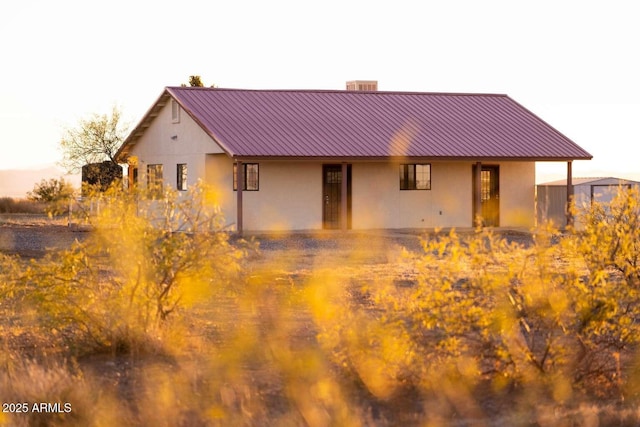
[{"left": 229, "top": 155, "right": 593, "bottom": 162}]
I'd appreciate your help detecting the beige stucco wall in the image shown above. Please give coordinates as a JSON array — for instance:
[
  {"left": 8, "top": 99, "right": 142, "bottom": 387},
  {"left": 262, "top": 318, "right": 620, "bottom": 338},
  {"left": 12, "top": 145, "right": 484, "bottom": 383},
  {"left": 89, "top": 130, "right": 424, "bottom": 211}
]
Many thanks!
[
  {"left": 499, "top": 162, "right": 536, "bottom": 227},
  {"left": 204, "top": 154, "right": 236, "bottom": 228},
  {"left": 244, "top": 162, "right": 322, "bottom": 230},
  {"left": 215, "top": 160, "right": 536, "bottom": 231},
  {"left": 351, "top": 162, "right": 473, "bottom": 229},
  {"left": 204, "top": 158, "right": 324, "bottom": 231},
  {"left": 352, "top": 161, "right": 536, "bottom": 229}
]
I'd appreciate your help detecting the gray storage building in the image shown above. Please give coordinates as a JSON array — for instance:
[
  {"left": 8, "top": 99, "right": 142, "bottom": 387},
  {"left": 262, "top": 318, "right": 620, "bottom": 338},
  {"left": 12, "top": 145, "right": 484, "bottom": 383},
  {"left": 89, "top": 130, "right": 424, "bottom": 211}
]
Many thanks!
[{"left": 537, "top": 177, "right": 640, "bottom": 228}]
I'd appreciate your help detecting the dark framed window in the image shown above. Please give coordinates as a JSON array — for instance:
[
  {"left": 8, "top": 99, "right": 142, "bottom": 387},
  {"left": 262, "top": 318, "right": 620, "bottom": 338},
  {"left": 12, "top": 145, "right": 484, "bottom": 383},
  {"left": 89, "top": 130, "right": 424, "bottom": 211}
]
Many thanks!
[
  {"left": 177, "top": 163, "right": 188, "bottom": 191},
  {"left": 233, "top": 163, "right": 259, "bottom": 191},
  {"left": 400, "top": 164, "right": 431, "bottom": 190},
  {"left": 147, "top": 164, "right": 164, "bottom": 198}
]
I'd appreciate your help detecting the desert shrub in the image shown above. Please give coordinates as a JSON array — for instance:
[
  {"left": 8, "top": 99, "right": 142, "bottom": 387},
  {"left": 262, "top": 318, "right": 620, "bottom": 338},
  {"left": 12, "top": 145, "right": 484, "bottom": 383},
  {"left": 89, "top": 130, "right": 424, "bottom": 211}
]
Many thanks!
[
  {"left": 27, "top": 178, "right": 76, "bottom": 216},
  {"left": 575, "top": 186, "right": 640, "bottom": 286},
  {"left": 311, "top": 225, "right": 640, "bottom": 421},
  {"left": 1, "top": 182, "right": 250, "bottom": 355},
  {"left": 4, "top": 185, "right": 640, "bottom": 425}
]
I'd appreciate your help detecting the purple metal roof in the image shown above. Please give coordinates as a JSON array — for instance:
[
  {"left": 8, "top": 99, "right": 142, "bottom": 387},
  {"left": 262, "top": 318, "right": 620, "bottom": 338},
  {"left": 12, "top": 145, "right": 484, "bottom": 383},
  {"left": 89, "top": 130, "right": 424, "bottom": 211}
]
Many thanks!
[{"left": 118, "top": 87, "right": 592, "bottom": 161}]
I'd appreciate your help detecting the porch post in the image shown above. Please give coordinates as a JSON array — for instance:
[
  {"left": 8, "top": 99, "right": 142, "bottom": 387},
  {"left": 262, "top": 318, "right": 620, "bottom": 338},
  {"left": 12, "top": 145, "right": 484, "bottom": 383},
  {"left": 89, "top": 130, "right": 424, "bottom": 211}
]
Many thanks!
[
  {"left": 566, "top": 160, "right": 574, "bottom": 228},
  {"left": 341, "top": 162, "right": 348, "bottom": 231},
  {"left": 236, "top": 160, "right": 244, "bottom": 235},
  {"left": 474, "top": 162, "right": 482, "bottom": 228}
]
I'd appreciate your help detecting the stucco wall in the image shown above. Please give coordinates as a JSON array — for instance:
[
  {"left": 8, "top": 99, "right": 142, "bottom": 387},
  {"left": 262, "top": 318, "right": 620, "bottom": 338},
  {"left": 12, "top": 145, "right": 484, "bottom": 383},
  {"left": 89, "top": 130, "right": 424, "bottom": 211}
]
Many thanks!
[
  {"left": 226, "top": 160, "right": 536, "bottom": 231},
  {"left": 499, "top": 162, "right": 536, "bottom": 227},
  {"left": 351, "top": 162, "right": 473, "bottom": 229},
  {"left": 204, "top": 154, "right": 236, "bottom": 228},
  {"left": 353, "top": 161, "right": 534, "bottom": 229},
  {"left": 244, "top": 162, "right": 322, "bottom": 230},
  {"left": 203, "top": 158, "right": 324, "bottom": 231}
]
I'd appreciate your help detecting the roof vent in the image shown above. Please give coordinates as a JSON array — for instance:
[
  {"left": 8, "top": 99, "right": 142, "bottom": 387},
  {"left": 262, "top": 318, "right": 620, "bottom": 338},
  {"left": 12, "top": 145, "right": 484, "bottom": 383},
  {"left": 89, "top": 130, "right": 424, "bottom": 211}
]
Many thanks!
[{"left": 346, "top": 80, "right": 378, "bottom": 91}]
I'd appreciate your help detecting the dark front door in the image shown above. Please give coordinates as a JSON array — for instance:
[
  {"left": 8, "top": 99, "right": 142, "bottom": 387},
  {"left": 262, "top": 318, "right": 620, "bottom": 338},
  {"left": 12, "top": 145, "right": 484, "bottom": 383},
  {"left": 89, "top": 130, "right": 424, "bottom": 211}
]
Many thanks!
[
  {"left": 322, "top": 165, "right": 351, "bottom": 229},
  {"left": 473, "top": 164, "right": 500, "bottom": 227},
  {"left": 480, "top": 166, "right": 500, "bottom": 226}
]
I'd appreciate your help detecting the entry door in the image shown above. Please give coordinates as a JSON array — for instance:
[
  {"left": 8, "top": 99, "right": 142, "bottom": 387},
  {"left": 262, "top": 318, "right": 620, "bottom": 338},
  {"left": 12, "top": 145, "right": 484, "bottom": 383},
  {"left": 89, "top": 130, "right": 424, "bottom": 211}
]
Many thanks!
[
  {"left": 473, "top": 165, "right": 500, "bottom": 226},
  {"left": 480, "top": 166, "right": 500, "bottom": 226},
  {"left": 322, "top": 165, "right": 352, "bottom": 229}
]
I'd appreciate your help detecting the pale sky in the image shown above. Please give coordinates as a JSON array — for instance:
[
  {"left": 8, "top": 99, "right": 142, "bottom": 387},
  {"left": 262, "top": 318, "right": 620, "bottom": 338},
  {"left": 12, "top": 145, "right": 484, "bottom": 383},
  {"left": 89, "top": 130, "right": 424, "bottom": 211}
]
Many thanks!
[{"left": 1, "top": 0, "right": 639, "bottom": 187}]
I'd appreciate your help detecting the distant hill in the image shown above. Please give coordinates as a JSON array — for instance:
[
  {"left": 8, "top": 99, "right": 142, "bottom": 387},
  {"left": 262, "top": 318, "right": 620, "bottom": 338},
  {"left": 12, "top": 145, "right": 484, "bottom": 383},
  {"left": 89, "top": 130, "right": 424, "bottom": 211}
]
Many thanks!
[{"left": 0, "top": 165, "right": 81, "bottom": 198}]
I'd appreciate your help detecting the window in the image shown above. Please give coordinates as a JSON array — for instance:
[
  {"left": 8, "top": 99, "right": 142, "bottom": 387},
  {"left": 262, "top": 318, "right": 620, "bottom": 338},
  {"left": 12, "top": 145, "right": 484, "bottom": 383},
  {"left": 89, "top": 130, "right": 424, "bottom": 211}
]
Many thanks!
[
  {"left": 147, "top": 164, "right": 163, "bottom": 198},
  {"left": 177, "top": 163, "right": 188, "bottom": 191},
  {"left": 171, "top": 99, "right": 180, "bottom": 123},
  {"left": 130, "top": 167, "right": 138, "bottom": 189},
  {"left": 233, "top": 163, "right": 259, "bottom": 191},
  {"left": 400, "top": 164, "right": 431, "bottom": 190}
]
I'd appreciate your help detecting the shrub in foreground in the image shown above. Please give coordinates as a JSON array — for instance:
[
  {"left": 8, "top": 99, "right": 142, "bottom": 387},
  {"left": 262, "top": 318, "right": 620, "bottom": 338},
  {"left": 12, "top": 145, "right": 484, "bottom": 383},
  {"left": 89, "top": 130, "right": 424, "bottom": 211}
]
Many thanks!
[
  {"left": 2, "top": 186, "right": 640, "bottom": 425},
  {"left": 310, "top": 195, "right": 640, "bottom": 422},
  {"left": 1, "top": 182, "right": 250, "bottom": 355}
]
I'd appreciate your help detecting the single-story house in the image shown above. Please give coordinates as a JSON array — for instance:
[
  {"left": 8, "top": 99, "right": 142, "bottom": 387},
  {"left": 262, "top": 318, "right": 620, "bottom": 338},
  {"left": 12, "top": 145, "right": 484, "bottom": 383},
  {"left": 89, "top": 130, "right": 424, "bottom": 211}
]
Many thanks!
[
  {"left": 115, "top": 82, "right": 592, "bottom": 232},
  {"left": 537, "top": 177, "right": 640, "bottom": 227}
]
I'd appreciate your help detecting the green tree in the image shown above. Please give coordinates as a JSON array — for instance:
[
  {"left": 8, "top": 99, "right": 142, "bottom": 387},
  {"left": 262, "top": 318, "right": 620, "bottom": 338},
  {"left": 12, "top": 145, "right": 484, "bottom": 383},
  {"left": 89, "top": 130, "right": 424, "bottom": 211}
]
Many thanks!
[
  {"left": 182, "top": 75, "right": 217, "bottom": 88},
  {"left": 59, "top": 106, "right": 129, "bottom": 173},
  {"left": 189, "top": 75, "right": 204, "bottom": 87}
]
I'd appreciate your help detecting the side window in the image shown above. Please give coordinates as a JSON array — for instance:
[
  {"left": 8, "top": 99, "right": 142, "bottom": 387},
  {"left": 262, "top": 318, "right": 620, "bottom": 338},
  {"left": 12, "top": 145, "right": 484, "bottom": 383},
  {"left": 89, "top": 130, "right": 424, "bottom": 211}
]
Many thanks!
[
  {"left": 147, "top": 164, "right": 164, "bottom": 198},
  {"left": 233, "top": 163, "right": 259, "bottom": 191},
  {"left": 400, "top": 164, "right": 431, "bottom": 190},
  {"left": 177, "top": 164, "right": 188, "bottom": 191},
  {"left": 171, "top": 99, "right": 180, "bottom": 123}
]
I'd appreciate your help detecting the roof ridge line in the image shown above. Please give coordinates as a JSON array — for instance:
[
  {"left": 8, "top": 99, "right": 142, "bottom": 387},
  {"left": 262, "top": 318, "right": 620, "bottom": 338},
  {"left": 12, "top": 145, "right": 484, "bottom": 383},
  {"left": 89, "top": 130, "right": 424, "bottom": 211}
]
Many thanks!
[{"left": 165, "top": 86, "right": 508, "bottom": 97}]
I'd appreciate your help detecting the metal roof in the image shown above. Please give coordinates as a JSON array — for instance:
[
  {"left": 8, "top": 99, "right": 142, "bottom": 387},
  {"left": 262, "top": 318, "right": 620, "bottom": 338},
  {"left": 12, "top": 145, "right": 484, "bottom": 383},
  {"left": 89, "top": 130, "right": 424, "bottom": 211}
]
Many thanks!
[{"left": 117, "top": 87, "right": 592, "bottom": 161}]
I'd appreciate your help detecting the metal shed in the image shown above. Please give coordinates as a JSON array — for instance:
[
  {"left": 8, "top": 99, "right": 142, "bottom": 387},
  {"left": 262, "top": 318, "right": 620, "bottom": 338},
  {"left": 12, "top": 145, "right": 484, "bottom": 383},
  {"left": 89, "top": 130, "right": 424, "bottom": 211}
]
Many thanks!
[{"left": 537, "top": 177, "right": 640, "bottom": 228}]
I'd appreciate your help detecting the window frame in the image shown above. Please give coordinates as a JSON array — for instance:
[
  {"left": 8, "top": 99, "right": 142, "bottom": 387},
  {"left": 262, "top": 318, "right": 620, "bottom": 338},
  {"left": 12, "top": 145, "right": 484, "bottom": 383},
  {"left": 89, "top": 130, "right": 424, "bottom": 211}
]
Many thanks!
[
  {"left": 177, "top": 163, "right": 188, "bottom": 191},
  {"left": 399, "top": 163, "right": 431, "bottom": 190},
  {"left": 233, "top": 163, "right": 259, "bottom": 191},
  {"left": 146, "top": 164, "right": 164, "bottom": 198}
]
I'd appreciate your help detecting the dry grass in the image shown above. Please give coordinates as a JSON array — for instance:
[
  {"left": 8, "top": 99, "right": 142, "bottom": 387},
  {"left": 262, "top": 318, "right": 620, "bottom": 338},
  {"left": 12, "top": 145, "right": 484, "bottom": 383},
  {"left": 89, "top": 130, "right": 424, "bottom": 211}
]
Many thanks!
[
  {"left": 0, "top": 213, "right": 68, "bottom": 227},
  {"left": 0, "top": 198, "right": 45, "bottom": 215}
]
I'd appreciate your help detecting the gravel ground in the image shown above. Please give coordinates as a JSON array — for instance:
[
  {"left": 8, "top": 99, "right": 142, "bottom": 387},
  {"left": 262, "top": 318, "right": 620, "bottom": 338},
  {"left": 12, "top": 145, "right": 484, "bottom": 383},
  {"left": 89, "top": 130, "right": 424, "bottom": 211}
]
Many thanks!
[
  {"left": 0, "top": 223, "right": 90, "bottom": 258},
  {"left": 251, "top": 228, "right": 533, "bottom": 263},
  {"left": 0, "top": 217, "right": 534, "bottom": 261}
]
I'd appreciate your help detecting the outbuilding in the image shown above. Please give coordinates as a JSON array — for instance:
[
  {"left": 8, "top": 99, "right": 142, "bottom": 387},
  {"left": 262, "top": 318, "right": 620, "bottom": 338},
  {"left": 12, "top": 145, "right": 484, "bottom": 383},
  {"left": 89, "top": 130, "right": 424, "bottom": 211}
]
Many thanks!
[{"left": 537, "top": 177, "right": 640, "bottom": 228}]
